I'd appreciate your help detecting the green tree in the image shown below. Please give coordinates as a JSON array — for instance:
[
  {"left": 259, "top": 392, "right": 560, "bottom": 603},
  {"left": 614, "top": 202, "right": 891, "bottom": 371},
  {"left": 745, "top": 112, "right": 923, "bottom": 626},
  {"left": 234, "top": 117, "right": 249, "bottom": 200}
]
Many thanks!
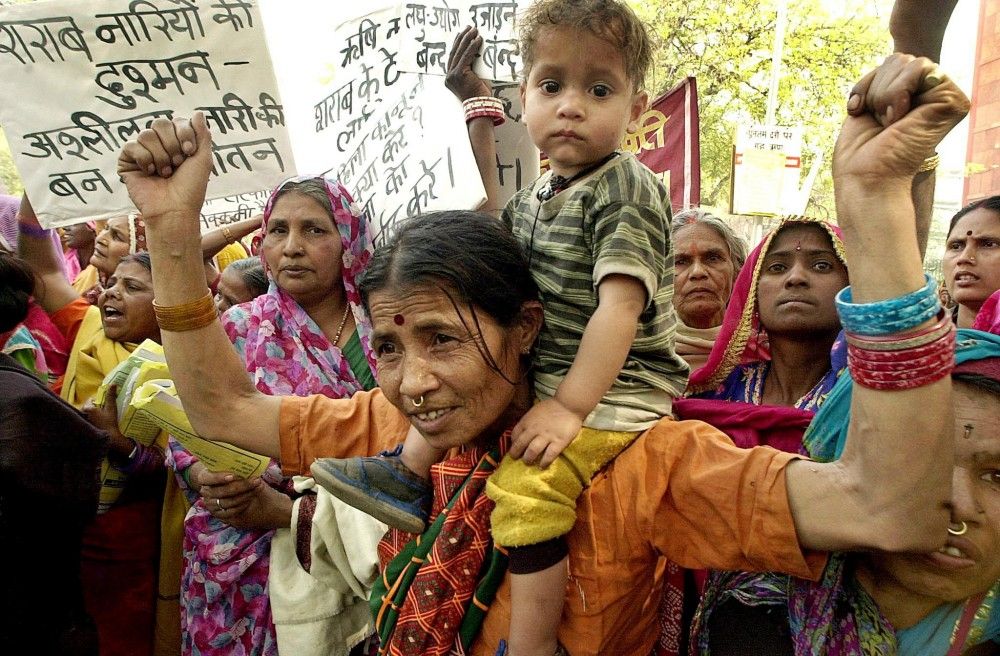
[{"left": 631, "top": 0, "right": 888, "bottom": 217}]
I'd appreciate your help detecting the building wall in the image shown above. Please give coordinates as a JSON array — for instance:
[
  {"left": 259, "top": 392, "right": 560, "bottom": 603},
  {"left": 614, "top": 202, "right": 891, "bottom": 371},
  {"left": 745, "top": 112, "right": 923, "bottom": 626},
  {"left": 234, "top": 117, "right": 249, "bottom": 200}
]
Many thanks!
[{"left": 966, "top": 0, "right": 1000, "bottom": 203}]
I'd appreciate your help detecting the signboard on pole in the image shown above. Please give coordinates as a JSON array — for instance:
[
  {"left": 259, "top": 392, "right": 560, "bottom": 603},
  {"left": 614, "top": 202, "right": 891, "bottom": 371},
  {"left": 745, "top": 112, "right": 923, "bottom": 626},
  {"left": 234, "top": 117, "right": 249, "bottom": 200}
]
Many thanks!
[{"left": 730, "top": 124, "right": 802, "bottom": 216}]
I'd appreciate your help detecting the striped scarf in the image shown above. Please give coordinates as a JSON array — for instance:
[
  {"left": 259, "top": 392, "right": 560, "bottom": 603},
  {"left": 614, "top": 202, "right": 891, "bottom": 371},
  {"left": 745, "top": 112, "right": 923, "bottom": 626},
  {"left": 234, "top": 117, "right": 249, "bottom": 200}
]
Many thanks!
[{"left": 372, "top": 435, "right": 511, "bottom": 655}]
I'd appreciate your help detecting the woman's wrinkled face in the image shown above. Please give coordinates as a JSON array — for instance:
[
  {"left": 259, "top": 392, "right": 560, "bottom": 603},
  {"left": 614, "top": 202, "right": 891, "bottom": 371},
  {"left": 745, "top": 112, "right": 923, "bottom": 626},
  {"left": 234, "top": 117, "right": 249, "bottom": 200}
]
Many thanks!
[
  {"left": 868, "top": 382, "right": 1000, "bottom": 605},
  {"left": 261, "top": 192, "right": 343, "bottom": 306},
  {"left": 215, "top": 266, "right": 254, "bottom": 313},
  {"left": 756, "top": 224, "right": 848, "bottom": 337},
  {"left": 368, "top": 284, "right": 527, "bottom": 451},
  {"left": 943, "top": 208, "right": 1000, "bottom": 316},
  {"left": 98, "top": 260, "right": 159, "bottom": 344},
  {"left": 91, "top": 216, "right": 132, "bottom": 275},
  {"left": 673, "top": 223, "right": 738, "bottom": 329}
]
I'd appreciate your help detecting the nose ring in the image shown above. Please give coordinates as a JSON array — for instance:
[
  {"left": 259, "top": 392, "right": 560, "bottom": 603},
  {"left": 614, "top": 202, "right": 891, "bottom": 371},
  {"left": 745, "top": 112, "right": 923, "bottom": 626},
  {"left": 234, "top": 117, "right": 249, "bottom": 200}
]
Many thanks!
[
  {"left": 948, "top": 521, "right": 968, "bottom": 536},
  {"left": 412, "top": 395, "right": 424, "bottom": 408}
]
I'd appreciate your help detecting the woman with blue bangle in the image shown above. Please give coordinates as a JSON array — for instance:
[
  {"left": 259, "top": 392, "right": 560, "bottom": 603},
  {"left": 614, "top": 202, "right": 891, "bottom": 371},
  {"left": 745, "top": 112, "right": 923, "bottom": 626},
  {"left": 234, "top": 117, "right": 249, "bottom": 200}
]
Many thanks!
[{"left": 692, "top": 54, "right": 1000, "bottom": 655}]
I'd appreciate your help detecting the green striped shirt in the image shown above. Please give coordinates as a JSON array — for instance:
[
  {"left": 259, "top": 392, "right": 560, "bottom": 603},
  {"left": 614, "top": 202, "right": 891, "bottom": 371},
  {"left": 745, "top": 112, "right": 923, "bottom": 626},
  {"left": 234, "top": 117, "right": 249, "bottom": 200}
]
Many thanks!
[{"left": 502, "top": 153, "right": 688, "bottom": 427}]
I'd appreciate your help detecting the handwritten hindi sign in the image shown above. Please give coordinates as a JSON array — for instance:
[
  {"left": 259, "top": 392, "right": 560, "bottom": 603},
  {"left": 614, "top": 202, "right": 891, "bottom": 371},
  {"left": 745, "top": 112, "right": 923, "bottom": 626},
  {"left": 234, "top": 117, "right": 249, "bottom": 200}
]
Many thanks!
[
  {"left": 395, "top": 0, "right": 521, "bottom": 81},
  {"left": 269, "top": 5, "right": 479, "bottom": 246},
  {"left": 198, "top": 189, "right": 268, "bottom": 231},
  {"left": 0, "top": 0, "right": 295, "bottom": 227}
]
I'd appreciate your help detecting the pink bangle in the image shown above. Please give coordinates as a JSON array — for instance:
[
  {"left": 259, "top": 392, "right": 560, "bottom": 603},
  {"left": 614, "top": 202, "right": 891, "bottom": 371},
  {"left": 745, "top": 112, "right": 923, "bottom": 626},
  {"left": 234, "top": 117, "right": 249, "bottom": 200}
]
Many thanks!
[
  {"left": 845, "top": 310, "right": 952, "bottom": 352},
  {"left": 848, "top": 324, "right": 955, "bottom": 390},
  {"left": 462, "top": 96, "right": 505, "bottom": 126},
  {"left": 847, "top": 331, "right": 952, "bottom": 364}
]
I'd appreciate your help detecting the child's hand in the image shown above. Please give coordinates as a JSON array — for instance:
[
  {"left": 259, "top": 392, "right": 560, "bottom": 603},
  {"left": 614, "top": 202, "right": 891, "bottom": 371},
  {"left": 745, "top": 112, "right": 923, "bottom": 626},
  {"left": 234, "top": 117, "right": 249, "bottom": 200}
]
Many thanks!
[{"left": 509, "top": 399, "right": 583, "bottom": 469}]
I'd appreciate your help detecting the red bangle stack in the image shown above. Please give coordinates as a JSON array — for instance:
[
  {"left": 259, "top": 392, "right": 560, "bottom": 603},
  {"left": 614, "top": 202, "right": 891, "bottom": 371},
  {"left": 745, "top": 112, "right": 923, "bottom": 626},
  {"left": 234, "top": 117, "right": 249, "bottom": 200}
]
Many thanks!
[
  {"left": 846, "top": 311, "right": 956, "bottom": 390},
  {"left": 462, "top": 96, "right": 506, "bottom": 126}
]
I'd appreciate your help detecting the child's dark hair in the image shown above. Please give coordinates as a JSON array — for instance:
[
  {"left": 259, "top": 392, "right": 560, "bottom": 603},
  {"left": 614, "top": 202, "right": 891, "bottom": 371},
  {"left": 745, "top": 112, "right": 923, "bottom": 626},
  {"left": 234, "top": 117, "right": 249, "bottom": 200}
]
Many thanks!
[
  {"left": 519, "top": 0, "right": 653, "bottom": 91},
  {"left": 948, "top": 195, "right": 1000, "bottom": 235},
  {"left": 0, "top": 251, "right": 35, "bottom": 333},
  {"left": 358, "top": 211, "right": 539, "bottom": 381}
]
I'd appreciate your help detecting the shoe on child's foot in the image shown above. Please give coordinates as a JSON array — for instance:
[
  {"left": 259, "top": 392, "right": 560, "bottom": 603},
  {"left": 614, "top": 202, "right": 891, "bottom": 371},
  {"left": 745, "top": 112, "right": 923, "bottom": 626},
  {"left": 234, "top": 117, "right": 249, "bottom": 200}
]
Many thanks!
[{"left": 311, "top": 451, "right": 431, "bottom": 534}]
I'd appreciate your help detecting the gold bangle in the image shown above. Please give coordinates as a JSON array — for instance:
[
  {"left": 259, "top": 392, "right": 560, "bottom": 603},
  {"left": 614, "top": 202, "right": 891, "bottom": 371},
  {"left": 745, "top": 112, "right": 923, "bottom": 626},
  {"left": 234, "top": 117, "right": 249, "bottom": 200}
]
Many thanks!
[
  {"left": 222, "top": 226, "right": 235, "bottom": 244},
  {"left": 917, "top": 153, "right": 940, "bottom": 173},
  {"left": 153, "top": 293, "right": 218, "bottom": 332}
]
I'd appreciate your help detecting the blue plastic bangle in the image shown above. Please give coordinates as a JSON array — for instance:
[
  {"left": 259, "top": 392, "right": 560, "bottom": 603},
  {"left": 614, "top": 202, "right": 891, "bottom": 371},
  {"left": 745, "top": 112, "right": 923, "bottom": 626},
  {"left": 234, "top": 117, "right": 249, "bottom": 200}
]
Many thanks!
[
  {"left": 835, "top": 273, "right": 941, "bottom": 337},
  {"left": 17, "top": 221, "right": 50, "bottom": 238}
]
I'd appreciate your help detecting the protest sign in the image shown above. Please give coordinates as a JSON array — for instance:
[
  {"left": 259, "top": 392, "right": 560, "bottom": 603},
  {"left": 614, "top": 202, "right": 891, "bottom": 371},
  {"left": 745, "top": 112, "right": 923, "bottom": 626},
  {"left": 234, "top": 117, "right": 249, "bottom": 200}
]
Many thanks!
[
  {"left": 262, "top": 1, "right": 535, "bottom": 246},
  {"left": 0, "top": 0, "right": 296, "bottom": 227},
  {"left": 199, "top": 189, "right": 268, "bottom": 232},
  {"left": 1, "top": 0, "right": 538, "bottom": 237},
  {"left": 395, "top": 0, "right": 520, "bottom": 81},
  {"left": 731, "top": 124, "right": 803, "bottom": 216}
]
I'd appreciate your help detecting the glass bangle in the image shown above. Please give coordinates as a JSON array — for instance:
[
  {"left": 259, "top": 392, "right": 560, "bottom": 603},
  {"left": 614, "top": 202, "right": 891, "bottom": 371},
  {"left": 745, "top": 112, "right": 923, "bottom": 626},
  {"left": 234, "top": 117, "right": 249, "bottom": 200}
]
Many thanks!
[{"left": 835, "top": 273, "right": 940, "bottom": 337}]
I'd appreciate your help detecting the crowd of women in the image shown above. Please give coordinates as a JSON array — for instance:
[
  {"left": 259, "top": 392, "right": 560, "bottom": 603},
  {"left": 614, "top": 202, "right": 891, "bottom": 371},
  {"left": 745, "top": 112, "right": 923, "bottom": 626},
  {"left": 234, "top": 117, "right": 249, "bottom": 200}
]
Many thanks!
[{"left": 2, "top": 0, "right": 1000, "bottom": 655}]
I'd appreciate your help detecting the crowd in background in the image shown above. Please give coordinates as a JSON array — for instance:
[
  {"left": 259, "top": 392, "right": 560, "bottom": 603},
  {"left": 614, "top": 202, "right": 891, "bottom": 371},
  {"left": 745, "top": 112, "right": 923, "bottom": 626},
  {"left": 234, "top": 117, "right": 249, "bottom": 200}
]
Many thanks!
[{"left": 2, "top": 1, "right": 1000, "bottom": 656}]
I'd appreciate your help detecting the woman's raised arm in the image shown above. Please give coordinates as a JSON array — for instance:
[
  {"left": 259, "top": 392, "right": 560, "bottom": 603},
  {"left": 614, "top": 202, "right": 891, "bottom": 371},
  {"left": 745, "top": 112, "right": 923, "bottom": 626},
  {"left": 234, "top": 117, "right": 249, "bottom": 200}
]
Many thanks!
[
  {"left": 445, "top": 26, "right": 503, "bottom": 216},
  {"left": 787, "top": 55, "right": 970, "bottom": 553},
  {"left": 16, "top": 194, "right": 80, "bottom": 314},
  {"left": 117, "top": 113, "right": 282, "bottom": 458}
]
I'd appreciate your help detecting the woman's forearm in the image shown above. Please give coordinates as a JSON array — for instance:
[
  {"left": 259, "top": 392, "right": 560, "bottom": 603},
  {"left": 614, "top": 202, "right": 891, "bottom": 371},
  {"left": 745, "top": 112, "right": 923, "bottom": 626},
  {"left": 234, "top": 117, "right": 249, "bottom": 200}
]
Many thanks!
[
  {"left": 467, "top": 116, "right": 502, "bottom": 216},
  {"left": 145, "top": 221, "right": 282, "bottom": 458},
  {"left": 790, "top": 184, "right": 952, "bottom": 553},
  {"left": 200, "top": 215, "right": 259, "bottom": 260}
]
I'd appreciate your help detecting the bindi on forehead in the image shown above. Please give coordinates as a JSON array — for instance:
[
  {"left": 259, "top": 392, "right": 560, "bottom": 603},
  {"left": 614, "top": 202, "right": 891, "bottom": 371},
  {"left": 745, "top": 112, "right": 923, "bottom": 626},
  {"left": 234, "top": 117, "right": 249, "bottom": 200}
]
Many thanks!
[{"left": 393, "top": 314, "right": 405, "bottom": 326}]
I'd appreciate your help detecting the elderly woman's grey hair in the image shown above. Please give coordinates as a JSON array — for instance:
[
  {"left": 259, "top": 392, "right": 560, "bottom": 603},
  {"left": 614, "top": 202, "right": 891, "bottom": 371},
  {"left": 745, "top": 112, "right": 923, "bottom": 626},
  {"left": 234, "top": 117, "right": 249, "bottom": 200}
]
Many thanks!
[{"left": 671, "top": 209, "right": 748, "bottom": 272}]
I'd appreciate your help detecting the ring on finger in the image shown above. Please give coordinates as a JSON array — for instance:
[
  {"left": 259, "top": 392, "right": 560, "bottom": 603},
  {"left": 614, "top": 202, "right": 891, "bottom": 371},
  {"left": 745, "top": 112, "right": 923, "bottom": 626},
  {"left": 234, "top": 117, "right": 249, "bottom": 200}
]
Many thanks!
[{"left": 216, "top": 498, "right": 223, "bottom": 510}]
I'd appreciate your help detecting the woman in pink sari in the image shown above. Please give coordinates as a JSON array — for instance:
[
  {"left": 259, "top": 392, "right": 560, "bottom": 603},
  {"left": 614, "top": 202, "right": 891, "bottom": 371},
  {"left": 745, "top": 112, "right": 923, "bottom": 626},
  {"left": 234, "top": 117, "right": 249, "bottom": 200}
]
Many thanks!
[
  {"left": 655, "top": 217, "right": 849, "bottom": 656},
  {"left": 165, "top": 175, "right": 377, "bottom": 656},
  {"left": 678, "top": 217, "right": 849, "bottom": 450}
]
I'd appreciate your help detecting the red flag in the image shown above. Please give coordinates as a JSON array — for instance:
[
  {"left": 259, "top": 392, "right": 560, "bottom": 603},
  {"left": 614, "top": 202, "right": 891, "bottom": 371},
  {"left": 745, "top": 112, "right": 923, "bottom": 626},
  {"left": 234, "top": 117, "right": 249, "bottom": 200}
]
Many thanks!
[{"left": 621, "top": 77, "right": 701, "bottom": 213}]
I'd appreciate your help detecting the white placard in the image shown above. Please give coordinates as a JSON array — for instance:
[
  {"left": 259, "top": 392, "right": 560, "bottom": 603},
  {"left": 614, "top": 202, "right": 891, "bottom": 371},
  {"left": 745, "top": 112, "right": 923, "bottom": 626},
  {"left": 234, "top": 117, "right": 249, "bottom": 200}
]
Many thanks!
[
  {"left": 395, "top": 0, "right": 522, "bottom": 81},
  {"left": 731, "top": 124, "right": 803, "bottom": 216},
  {"left": 274, "top": 6, "right": 481, "bottom": 245},
  {"left": 201, "top": 0, "right": 537, "bottom": 240},
  {"left": 0, "top": 0, "right": 296, "bottom": 227}
]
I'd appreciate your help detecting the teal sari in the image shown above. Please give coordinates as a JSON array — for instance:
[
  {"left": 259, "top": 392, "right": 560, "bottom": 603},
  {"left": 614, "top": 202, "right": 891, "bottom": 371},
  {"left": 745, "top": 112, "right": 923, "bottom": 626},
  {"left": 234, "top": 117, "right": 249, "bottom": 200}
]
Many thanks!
[{"left": 695, "top": 330, "right": 1000, "bottom": 655}]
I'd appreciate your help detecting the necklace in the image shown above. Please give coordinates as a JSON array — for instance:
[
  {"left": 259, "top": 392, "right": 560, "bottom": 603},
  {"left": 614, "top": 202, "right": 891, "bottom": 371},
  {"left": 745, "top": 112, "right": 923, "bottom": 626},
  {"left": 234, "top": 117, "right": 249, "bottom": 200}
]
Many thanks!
[
  {"left": 535, "top": 152, "right": 619, "bottom": 201},
  {"left": 332, "top": 303, "right": 351, "bottom": 346},
  {"left": 529, "top": 152, "right": 620, "bottom": 269}
]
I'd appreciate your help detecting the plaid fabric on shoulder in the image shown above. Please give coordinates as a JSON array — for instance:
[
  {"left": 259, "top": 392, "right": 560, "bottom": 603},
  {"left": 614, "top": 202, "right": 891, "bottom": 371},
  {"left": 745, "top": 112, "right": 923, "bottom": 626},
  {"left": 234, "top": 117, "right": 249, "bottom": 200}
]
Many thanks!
[{"left": 372, "top": 435, "right": 511, "bottom": 656}]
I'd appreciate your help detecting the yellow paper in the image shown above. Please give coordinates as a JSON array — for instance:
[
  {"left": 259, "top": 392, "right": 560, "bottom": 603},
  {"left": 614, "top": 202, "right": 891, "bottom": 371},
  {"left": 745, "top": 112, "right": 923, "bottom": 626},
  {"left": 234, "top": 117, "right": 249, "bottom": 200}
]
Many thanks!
[
  {"left": 117, "top": 361, "right": 172, "bottom": 443},
  {"left": 131, "top": 380, "right": 270, "bottom": 479},
  {"left": 94, "top": 339, "right": 165, "bottom": 406}
]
